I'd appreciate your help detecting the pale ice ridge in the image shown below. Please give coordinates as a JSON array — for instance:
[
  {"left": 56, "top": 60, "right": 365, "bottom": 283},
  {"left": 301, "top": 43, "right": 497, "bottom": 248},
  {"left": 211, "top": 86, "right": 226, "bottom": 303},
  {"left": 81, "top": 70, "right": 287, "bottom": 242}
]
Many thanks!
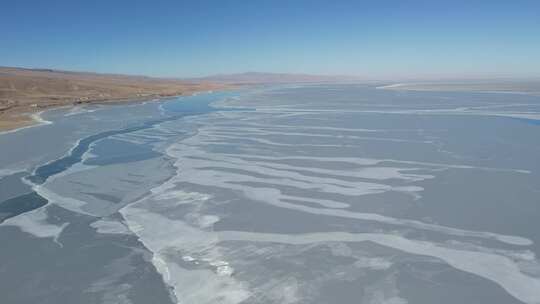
[
  {"left": 0, "top": 168, "right": 25, "bottom": 179},
  {"left": 203, "top": 128, "right": 434, "bottom": 144},
  {"left": 168, "top": 134, "right": 532, "bottom": 246},
  {"left": 183, "top": 153, "right": 434, "bottom": 182},
  {"left": 175, "top": 151, "right": 423, "bottom": 199},
  {"left": 206, "top": 121, "right": 450, "bottom": 134},
  {"left": 204, "top": 123, "right": 382, "bottom": 133},
  {"left": 30, "top": 111, "right": 53, "bottom": 125},
  {"left": 200, "top": 133, "right": 350, "bottom": 148},
  {"left": 1, "top": 206, "right": 68, "bottom": 246},
  {"left": 212, "top": 153, "right": 530, "bottom": 174},
  {"left": 121, "top": 200, "right": 251, "bottom": 304},
  {"left": 186, "top": 111, "right": 530, "bottom": 174},
  {"left": 121, "top": 204, "right": 540, "bottom": 304},
  {"left": 0, "top": 111, "right": 53, "bottom": 136},
  {"left": 90, "top": 218, "right": 131, "bottom": 235},
  {"left": 33, "top": 184, "right": 92, "bottom": 216},
  {"left": 64, "top": 105, "right": 99, "bottom": 116},
  {"left": 243, "top": 105, "right": 540, "bottom": 122},
  {"left": 217, "top": 230, "right": 540, "bottom": 303}
]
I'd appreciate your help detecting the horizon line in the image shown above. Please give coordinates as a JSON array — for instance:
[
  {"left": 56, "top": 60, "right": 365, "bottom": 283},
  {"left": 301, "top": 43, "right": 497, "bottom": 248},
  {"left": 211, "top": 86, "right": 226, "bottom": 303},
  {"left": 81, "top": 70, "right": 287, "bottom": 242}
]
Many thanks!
[{"left": 2, "top": 64, "right": 540, "bottom": 82}]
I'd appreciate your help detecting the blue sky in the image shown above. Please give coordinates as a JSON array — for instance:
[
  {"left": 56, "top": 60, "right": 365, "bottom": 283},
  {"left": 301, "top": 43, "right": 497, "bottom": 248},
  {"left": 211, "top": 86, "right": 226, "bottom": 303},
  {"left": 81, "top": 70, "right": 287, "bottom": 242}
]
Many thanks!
[{"left": 1, "top": 0, "right": 539, "bottom": 79}]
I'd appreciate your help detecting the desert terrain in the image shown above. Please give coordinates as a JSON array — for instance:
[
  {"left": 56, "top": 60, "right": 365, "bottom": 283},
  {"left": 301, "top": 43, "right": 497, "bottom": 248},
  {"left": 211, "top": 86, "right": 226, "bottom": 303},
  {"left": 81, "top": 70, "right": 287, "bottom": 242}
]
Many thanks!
[{"left": 0, "top": 67, "right": 228, "bottom": 131}]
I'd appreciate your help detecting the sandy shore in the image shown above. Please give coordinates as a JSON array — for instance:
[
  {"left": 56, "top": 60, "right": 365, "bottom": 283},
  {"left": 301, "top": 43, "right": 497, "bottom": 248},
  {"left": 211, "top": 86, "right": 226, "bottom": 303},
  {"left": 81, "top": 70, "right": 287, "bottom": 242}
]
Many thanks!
[{"left": 0, "top": 67, "right": 231, "bottom": 132}]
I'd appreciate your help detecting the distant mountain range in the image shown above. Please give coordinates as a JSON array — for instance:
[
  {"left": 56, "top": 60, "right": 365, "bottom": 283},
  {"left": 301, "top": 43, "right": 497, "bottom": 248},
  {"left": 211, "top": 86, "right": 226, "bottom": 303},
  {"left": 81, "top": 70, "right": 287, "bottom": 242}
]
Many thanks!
[{"left": 189, "top": 72, "right": 362, "bottom": 84}]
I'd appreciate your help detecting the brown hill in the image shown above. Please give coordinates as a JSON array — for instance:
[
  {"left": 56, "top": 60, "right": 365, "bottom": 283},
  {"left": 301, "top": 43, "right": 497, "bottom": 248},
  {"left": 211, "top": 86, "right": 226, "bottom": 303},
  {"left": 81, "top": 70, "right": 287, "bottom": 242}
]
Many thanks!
[{"left": 0, "top": 67, "right": 228, "bottom": 131}]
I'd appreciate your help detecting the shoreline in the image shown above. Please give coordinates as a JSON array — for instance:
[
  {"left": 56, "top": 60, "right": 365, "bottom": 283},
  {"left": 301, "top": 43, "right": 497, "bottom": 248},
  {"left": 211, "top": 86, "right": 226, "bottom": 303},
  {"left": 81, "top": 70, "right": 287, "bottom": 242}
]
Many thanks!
[
  {"left": 0, "top": 89, "right": 231, "bottom": 134},
  {"left": 1, "top": 90, "right": 228, "bottom": 223},
  {"left": 0, "top": 111, "right": 53, "bottom": 136},
  {"left": 376, "top": 82, "right": 540, "bottom": 96},
  {"left": 0, "top": 66, "right": 236, "bottom": 133}
]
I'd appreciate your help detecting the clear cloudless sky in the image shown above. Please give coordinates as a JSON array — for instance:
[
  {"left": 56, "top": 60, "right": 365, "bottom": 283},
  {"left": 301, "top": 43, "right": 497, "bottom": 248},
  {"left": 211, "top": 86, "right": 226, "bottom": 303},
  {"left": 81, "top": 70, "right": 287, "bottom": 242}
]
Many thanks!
[{"left": 1, "top": 0, "right": 539, "bottom": 79}]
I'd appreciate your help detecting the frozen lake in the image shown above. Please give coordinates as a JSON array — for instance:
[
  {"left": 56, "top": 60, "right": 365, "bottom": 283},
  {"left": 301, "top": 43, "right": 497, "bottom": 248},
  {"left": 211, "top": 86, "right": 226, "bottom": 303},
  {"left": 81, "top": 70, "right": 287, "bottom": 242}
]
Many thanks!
[{"left": 1, "top": 84, "right": 540, "bottom": 304}]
